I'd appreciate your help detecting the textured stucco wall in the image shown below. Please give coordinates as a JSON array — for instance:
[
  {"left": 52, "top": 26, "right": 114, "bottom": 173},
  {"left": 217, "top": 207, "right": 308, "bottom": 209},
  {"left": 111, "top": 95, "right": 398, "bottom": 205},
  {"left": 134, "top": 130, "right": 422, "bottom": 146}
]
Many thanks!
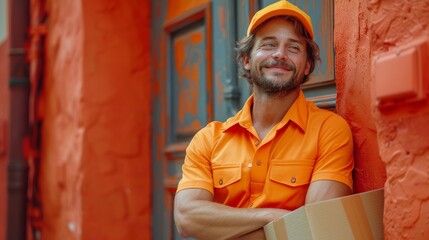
[
  {"left": 80, "top": 0, "right": 151, "bottom": 239},
  {"left": 336, "top": 0, "right": 429, "bottom": 239},
  {"left": 335, "top": 0, "right": 386, "bottom": 193},
  {"left": 369, "top": 1, "right": 429, "bottom": 239},
  {"left": 41, "top": 0, "right": 85, "bottom": 238},
  {"left": 41, "top": 0, "right": 151, "bottom": 239}
]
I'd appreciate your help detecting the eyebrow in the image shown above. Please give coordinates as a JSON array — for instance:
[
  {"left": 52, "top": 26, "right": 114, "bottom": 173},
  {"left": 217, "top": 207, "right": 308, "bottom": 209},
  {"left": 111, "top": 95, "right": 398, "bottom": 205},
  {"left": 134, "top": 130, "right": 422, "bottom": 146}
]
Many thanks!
[
  {"left": 260, "top": 36, "right": 276, "bottom": 41},
  {"left": 260, "top": 36, "right": 305, "bottom": 46}
]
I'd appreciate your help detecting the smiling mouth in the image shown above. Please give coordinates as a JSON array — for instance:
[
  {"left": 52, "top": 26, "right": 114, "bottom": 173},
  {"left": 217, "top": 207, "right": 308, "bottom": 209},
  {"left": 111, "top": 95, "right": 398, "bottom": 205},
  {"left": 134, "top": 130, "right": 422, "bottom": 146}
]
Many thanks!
[
  {"left": 263, "top": 61, "right": 295, "bottom": 71},
  {"left": 263, "top": 64, "right": 295, "bottom": 74},
  {"left": 266, "top": 65, "right": 292, "bottom": 71}
]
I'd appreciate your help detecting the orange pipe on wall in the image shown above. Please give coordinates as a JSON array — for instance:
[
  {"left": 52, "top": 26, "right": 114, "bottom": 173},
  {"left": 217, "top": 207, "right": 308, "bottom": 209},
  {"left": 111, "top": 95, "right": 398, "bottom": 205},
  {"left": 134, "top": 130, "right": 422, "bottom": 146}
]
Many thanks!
[{"left": 0, "top": 34, "right": 10, "bottom": 240}]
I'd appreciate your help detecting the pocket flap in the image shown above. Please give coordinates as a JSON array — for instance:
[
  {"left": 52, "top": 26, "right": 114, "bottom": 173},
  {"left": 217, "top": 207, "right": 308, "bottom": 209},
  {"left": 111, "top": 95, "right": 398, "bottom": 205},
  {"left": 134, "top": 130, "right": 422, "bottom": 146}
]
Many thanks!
[
  {"left": 269, "top": 160, "right": 314, "bottom": 187},
  {"left": 213, "top": 164, "right": 241, "bottom": 188}
]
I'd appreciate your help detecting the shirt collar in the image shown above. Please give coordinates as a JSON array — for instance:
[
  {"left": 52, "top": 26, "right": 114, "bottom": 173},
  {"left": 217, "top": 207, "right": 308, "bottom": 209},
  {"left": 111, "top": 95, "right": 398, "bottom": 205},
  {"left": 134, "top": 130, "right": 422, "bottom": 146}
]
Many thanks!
[{"left": 223, "top": 90, "right": 308, "bottom": 132}]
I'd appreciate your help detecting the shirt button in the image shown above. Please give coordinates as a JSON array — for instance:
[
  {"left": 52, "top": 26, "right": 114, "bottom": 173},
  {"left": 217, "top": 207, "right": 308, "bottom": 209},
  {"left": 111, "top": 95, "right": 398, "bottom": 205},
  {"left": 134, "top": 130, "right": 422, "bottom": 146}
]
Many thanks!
[
  {"left": 247, "top": 163, "right": 252, "bottom": 168},
  {"left": 291, "top": 177, "right": 296, "bottom": 183},
  {"left": 256, "top": 160, "right": 261, "bottom": 166},
  {"left": 254, "top": 140, "right": 259, "bottom": 146},
  {"left": 249, "top": 202, "right": 253, "bottom": 207},
  {"left": 219, "top": 179, "right": 223, "bottom": 185}
]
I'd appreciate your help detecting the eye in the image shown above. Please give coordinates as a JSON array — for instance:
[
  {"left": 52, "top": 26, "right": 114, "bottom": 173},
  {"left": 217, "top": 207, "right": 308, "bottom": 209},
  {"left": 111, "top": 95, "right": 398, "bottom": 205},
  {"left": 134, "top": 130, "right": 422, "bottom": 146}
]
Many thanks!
[
  {"left": 288, "top": 45, "right": 301, "bottom": 53},
  {"left": 260, "top": 42, "right": 276, "bottom": 49}
]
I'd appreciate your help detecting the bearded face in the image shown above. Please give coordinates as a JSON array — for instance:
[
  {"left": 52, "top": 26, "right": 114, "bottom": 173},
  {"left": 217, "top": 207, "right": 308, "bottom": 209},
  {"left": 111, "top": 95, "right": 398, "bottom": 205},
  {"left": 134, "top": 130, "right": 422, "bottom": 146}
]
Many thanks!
[
  {"left": 249, "top": 58, "right": 306, "bottom": 95},
  {"left": 244, "top": 18, "right": 310, "bottom": 96}
]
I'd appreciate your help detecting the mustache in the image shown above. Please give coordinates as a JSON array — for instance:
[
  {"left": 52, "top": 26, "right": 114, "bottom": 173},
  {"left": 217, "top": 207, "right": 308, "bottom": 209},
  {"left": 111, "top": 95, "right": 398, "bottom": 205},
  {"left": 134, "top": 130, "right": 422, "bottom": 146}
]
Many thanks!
[{"left": 261, "top": 60, "right": 295, "bottom": 70}]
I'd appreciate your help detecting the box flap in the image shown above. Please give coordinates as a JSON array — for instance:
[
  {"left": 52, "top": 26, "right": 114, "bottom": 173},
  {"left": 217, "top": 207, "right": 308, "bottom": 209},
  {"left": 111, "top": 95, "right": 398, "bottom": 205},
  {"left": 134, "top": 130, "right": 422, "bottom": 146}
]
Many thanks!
[
  {"left": 359, "top": 188, "right": 384, "bottom": 240},
  {"left": 305, "top": 198, "right": 354, "bottom": 239},
  {"left": 263, "top": 188, "right": 384, "bottom": 240},
  {"left": 284, "top": 207, "right": 313, "bottom": 240},
  {"left": 264, "top": 207, "right": 313, "bottom": 240}
]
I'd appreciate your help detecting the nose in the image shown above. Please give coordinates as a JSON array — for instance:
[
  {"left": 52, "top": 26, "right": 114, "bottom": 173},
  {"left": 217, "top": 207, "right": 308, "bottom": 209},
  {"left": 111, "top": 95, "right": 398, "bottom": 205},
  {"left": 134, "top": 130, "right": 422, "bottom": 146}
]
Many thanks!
[{"left": 272, "top": 46, "right": 288, "bottom": 60}]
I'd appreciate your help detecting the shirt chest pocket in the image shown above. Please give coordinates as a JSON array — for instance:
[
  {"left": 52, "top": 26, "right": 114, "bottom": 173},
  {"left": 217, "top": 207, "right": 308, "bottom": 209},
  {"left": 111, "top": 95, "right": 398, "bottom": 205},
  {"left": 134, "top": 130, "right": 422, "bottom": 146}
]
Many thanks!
[
  {"left": 212, "top": 164, "right": 241, "bottom": 188},
  {"left": 269, "top": 160, "right": 314, "bottom": 187}
]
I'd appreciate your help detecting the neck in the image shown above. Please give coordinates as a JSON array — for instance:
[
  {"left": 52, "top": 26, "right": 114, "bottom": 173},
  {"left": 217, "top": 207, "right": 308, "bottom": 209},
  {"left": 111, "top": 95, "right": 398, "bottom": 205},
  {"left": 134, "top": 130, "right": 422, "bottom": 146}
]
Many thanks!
[{"left": 251, "top": 88, "right": 300, "bottom": 140}]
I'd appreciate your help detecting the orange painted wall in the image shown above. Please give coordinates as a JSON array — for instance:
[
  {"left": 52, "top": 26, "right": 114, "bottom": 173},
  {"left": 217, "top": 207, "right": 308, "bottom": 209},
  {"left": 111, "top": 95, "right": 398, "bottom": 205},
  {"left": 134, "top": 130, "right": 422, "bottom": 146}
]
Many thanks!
[
  {"left": 40, "top": 0, "right": 85, "bottom": 238},
  {"left": 40, "top": 0, "right": 151, "bottom": 239},
  {"left": 334, "top": 0, "right": 386, "bottom": 193},
  {"left": 336, "top": 0, "right": 429, "bottom": 238},
  {"left": 0, "top": 27, "right": 9, "bottom": 240}
]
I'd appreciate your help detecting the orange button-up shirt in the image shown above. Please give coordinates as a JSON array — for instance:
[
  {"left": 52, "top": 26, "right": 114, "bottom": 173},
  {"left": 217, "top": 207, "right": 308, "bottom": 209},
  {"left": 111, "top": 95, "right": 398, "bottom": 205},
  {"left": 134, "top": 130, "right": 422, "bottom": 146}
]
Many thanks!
[{"left": 177, "top": 90, "right": 354, "bottom": 210}]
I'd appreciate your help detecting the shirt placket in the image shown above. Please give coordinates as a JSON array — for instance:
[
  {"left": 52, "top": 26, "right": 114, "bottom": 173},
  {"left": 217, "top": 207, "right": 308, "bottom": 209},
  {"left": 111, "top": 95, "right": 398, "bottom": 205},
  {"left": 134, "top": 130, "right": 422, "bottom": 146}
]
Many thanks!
[
  {"left": 248, "top": 122, "right": 288, "bottom": 207},
  {"left": 249, "top": 136, "right": 273, "bottom": 204}
]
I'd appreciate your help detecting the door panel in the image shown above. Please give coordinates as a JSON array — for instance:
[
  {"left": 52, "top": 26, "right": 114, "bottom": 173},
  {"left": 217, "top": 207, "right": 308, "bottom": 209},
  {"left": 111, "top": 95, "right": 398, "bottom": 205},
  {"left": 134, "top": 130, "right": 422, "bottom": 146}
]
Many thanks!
[
  {"left": 152, "top": 0, "right": 213, "bottom": 239},
  {"left": 169, "top": 19, "right": 212, "bottom": 142}
]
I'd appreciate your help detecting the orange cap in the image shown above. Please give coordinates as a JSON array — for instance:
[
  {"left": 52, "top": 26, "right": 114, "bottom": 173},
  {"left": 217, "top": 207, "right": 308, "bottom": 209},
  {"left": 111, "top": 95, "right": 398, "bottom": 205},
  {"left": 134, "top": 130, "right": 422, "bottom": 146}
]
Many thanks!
[{"left": 247, "top": 0, "right": 314, "bottom": 39}]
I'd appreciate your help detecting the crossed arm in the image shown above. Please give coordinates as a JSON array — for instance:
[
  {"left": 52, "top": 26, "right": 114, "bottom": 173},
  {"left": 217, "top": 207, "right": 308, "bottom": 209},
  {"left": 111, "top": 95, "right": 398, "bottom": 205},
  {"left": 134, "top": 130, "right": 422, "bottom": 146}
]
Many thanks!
[{"left": 174, "top": 180, "right": 351, "bottom": 240}]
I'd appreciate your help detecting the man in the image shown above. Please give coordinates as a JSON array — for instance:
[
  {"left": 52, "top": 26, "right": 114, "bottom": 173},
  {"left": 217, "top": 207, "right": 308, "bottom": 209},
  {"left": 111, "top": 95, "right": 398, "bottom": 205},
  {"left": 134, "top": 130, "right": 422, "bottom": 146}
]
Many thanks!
[{"left": 174, "top": 1, "right": 354, "bottom": 239}]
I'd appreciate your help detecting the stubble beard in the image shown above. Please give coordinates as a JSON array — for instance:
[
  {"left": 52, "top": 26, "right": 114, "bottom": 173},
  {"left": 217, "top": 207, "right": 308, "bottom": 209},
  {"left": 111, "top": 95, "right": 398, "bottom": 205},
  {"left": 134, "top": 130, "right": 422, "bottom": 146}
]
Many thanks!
[{"left": 250, "top": 68, "right": 304, "bottom": 97}]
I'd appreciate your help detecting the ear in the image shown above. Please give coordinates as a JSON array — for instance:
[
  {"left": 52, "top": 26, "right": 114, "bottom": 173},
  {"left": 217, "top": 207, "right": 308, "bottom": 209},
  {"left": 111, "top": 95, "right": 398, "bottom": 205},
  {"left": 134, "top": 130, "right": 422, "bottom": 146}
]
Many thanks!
[
  {"left": 243, "top": 56, "right": 251, "bottom": 70},
  {"left": 304, "top": 61, "right": 311, "bottom": 75}
]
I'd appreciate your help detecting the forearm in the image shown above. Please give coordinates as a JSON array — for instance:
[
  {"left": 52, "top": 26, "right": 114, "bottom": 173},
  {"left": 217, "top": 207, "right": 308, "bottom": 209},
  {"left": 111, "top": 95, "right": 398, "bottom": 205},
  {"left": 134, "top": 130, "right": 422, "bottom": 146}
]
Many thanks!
[{"left": 174, "top": 191, "right": 288, "bottom": 240}]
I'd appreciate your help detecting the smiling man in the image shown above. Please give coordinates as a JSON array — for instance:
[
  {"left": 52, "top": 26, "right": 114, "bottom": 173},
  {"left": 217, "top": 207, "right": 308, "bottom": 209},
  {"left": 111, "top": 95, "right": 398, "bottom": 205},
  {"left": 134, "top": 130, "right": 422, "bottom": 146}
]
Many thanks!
[{"left": 174, "top": 1, "right": 354, "bottom": 239}]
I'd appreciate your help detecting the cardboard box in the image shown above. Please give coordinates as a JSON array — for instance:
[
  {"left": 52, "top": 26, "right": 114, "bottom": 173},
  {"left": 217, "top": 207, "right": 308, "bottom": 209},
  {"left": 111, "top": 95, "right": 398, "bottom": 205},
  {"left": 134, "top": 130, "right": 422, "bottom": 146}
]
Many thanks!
[{"left": 264, "top": 188, "right": 384, "bottom": 240}]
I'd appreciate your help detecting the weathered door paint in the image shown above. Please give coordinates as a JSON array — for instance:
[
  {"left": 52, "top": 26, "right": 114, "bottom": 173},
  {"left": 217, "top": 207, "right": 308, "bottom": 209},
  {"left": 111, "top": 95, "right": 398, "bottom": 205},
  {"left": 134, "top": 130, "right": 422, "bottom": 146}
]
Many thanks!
[{"left": 151, "top": 0, "right": 337, "bottom": 239}]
